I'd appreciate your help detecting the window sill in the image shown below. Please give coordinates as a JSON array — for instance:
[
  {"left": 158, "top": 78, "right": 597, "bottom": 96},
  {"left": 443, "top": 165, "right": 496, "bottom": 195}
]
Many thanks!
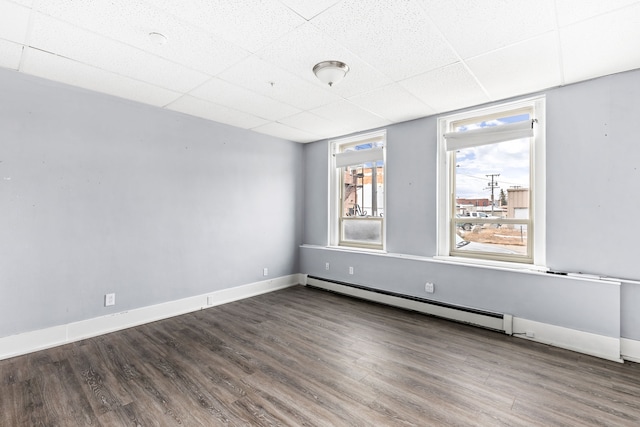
[
  {"left": 325, "top": 245, "right": 388, "bottom": 255},
  {"left": 432, "top": 255, "right": 547, "bottom": 273}
]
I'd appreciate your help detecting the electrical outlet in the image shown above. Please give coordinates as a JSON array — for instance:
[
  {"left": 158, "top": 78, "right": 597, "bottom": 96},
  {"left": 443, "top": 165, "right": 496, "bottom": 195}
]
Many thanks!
[
  {"left": 263, "top": 267, "right": 268, "bottom": 276},
  {"left": 325, "top": 262, "right": 330, "bottom": 270},
  {"left": 349, "top": 266, "right": 354, "bottom": 275},
  {"left": 526, "top": 331, "right": 535, "bottom": 338},
  {"left": 424, "top": 282, "right": 435, "bottom": 293},
  {"left": 105, "top": 293, "right": 115, "bottom": 307},
  {"left": 207, "top": 296, "right": 214, "bottom": 306}
]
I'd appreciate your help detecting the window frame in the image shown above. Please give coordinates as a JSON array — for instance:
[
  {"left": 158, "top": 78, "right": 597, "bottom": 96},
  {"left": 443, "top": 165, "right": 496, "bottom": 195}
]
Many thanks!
[
  {"left": 436, "top": 96, "right": 546, "bottom": 267},
  {"left": 329, "top": 130, "right": 387, "bottom": 251}
]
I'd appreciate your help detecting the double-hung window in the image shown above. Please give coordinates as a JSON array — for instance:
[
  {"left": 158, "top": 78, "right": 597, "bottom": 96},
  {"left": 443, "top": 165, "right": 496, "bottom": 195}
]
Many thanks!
[
  {"left": 330, "top": 130, "right": 386, "bottom": 250},
  {"left": 437, "top": 97, "right": 545, "bottom": 265}
]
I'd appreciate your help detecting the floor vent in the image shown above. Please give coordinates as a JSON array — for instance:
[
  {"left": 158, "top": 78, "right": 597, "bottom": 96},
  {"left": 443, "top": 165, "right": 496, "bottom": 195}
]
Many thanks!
[{"left": 306, "top": 276, "right": 513, "bottom": 334}]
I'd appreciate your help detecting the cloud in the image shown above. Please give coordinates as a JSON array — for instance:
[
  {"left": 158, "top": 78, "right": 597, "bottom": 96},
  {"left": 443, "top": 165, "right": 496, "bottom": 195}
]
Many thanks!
[{"left": 455, "top": 137, "right": 529, "bottom": 199}]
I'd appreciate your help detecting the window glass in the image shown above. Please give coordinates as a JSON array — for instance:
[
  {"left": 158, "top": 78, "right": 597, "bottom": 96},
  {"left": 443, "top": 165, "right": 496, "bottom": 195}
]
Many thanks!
[
  {"left": 331, "top": 132, "right": 386, "bottom": 250},
  {"left": 439, "top": 98, "right": 545, "bottom": 265}
]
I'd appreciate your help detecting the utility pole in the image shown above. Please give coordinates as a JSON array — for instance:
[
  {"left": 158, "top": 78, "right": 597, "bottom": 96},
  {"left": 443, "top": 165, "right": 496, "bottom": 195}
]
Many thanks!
[{"left": 485, "top": 174, "right": 500, "bottom": 215}]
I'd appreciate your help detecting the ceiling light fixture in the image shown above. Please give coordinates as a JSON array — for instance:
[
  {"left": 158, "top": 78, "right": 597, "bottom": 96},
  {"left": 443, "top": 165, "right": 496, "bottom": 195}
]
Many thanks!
[
  {"left": 148, "top": 32, "right": 167, "bottom": 45},
  {"left": 313, "top": 60, "right": 350, "bottom": 87}
]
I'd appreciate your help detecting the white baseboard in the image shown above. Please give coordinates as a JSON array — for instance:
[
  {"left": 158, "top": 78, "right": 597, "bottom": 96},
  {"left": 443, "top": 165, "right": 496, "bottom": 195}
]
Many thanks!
[
  {"left": 0, "top": 274, "right": 302, "bottom": 361},
  {"left": 305, "top": 277, "right": 624, "bottom": 363},
  {"left": 512, "top": 317, "right": 622, "bottom": 363},
  {"left": 621, "top": 338, "right": 640, "bottom": 363},
  {"left": 306, "top": 276, "right": 509, "bottom": 333}
]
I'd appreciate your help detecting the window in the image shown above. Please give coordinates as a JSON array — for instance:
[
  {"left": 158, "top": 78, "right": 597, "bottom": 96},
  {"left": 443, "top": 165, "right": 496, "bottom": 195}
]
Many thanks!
[
  {"left": 437, "top": 97, "right": 545, "bottom": 265},
  {"left": 330, "top": 130, "right": 386, "bottom": 250}
]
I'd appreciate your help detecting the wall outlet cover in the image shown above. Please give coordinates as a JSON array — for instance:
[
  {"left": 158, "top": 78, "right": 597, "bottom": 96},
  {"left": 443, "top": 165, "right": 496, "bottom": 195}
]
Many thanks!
[{"left": 105, "top": 293, "right": 116, "bottom": 307}]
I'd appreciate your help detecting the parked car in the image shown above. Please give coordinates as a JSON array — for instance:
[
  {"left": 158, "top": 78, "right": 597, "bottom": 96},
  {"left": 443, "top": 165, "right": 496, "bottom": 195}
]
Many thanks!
[{"left": 456, "top": 212, "right": 497, "bottom": 230}]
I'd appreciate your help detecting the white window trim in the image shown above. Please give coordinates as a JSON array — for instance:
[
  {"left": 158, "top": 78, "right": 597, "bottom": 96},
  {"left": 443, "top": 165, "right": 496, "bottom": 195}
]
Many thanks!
[
  {"left": 436, "top": 96, "right": 546, "bottom": 268},
  {"left": 328, "top": 130, "right": 387, "bottom": 251}
]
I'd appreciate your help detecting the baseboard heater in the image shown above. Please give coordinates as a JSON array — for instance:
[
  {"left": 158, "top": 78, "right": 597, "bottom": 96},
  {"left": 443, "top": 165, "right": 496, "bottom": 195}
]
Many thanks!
[{"left": 306, "top": 276, "right": 513, "bottom": 335}]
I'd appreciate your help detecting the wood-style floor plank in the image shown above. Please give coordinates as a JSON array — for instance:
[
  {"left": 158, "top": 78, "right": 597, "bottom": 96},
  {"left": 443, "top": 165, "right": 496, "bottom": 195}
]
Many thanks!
[{"left": 1, "top": 284, "right": 640, "bottom": 426}]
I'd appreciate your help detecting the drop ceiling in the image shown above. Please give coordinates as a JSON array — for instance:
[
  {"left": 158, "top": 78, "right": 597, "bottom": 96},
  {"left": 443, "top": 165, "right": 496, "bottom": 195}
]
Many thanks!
[{"left": 2, "top": 0, "right": 640, "bottom": 143}]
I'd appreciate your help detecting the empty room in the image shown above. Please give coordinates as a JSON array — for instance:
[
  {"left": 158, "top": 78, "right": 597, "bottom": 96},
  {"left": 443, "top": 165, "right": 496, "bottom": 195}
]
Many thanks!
[{"left": 1, "top": 0, "right": 639, "bottom": 425}]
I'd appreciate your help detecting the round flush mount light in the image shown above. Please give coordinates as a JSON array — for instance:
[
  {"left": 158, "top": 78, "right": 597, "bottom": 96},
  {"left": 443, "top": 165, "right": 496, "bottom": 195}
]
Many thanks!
[
  {"left": 313, "top": 60, "right": 350, "bottom": 87},
  {"left": 148, "top": 32, "right": 167, "bottom": 45}
]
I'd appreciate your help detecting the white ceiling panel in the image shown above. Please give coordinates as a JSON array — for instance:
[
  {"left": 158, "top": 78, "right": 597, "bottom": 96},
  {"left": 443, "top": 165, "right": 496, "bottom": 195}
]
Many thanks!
[
  {"left": 21, "top": 47, "right": 182, "bottom": 107},
  {"left": 28, "top": 13, "right": 211, "bottom": 94},
  {"left": 0, "top": 39, "right": 23, "bottom": 70},
  {"left": 348, "top": 84, "right": 437, "bottom": 123},
  {"left": 466, "top": 32, "right": 562, "bottom": 100},
  {"left": 33, "top": 0, "right": 251, "bottom": 75},
  {"left": 145, "top": 0, "right": 306, "bottom": 53},
  {"left": 311, "top": 100, "right": 392, "bottom": 133},
  {"left": 417, "top": 0, "right": 557, "bottom": 59},
  {"left": 216, "top": 55, "right": 341, "bottom": 110},
  {"left": 555, "top": 0, "right": 640, "bottom": 26},
  {"left": 561, "top": 3, "right": 640, "bottom": 84},
  {"left": 252, "top": 121, "right": 320, "bottom": 143},
  {"left": 311, "top": 0, "right": 458, "bottom": 80},
  {"left": 189, "top": 77, "right": 301, "bottom": 121},
  {"left": 2, "top": 1, "right": 640, "bottom": 142},
  {"left": 278, "top": 111, "right": 351, "bottom": 137},
  {"left": 167, "top": 95, "right": 270, "bottom": 129},
  {"left": 279, "top": 0, "right": 341, "bottom": 20},
  {"left": 0, "top": 0, "right": 31, "bottom": 44},
  {"left": 400, "top": 62, "right": 490, "bottom": 113},
  {"left": 256, "top": 23, "right": 394, "bottom": 98}
]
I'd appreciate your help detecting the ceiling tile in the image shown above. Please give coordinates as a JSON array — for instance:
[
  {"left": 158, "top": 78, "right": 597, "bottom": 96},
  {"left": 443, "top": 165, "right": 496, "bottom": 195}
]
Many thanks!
[
  {"left": 167, "top": 95, "right": 269, "bottom": 129},
  {"left": 28, "top": 13, "right": 211, "bottom": 93},
  {"left": 278, "top": 111, "right": 350, "bottom": 137},
  {"left": 400, "top": 62, "right": 490, "bottom": 113},
  {"left": 466, "top": 32, "right": 562, "bottom": 100},
  {"left": 33, "top": 0, "right": 250, "bottom": 75},
  {"left": 4, "top": 0, "right": 640, "bottom": 143},
  {"left": 0, "top": 39, "right": 23, "bottom": 70},
  {"left": 257, "top": 22, "right": 394, "bottom": 98},
  {"left": 279, "top": 0, "right": 341, "bottom": 20},
  {"left": 21, "top": 47, "right": 182, "bottom": 107},
  {"left": 0, "top": 0, "right": 31, "bottom": 44},
  {"left": 311, "top": 100, "right": 392, "bottom": 134},
  {"left": 417, "top": 0, "right": 557, "bottom": 59},
  {"left": 145, "top": 0, "right": 306, "bottom": 53},
  {"left": 251, "top": 121, "right": 320, "bottom": 143},
  {"left": 311, "top": 0, "right": 459, "bottom": 80},
  {"left": 216, "top": 55, "right": 341, "bottom": 110},
  {"left": 561, "top": 4, "right": 640, "bottom": 84},
  {"left": 555, "top": 0, "right": 640, "bottom": 26},
  {"left": 348, "top": 84, "right": 437, "bottom": 122},
  {"left": 189, "top": 78, "right": 301, "bottom": 121}
]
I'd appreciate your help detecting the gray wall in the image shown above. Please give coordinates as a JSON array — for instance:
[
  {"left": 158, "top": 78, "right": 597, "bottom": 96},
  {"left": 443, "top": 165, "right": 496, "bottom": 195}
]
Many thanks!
[
  {"left": 302, "top": 68, "right": 640, "bottom": 340},
  {"left": 0, "top": 69, "right": 303, "bottom": 338}
]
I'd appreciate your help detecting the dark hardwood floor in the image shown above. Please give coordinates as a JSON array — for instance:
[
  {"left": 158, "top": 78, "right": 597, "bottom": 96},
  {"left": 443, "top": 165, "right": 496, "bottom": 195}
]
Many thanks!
[{"left": 1, "top": 285, "right": 639, "bottom": 426}]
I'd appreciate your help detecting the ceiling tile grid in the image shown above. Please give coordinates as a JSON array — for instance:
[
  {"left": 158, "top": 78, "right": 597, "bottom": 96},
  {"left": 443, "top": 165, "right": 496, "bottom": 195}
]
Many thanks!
[
  {"left": 0, "top": 0, "right": 31, "bottom": 44},
  {"left": 465, "top": 32, "right": 562, "bottom": 101},
  {"left": 187, "top": 77, "right": 302, "bottom": 122},
  {"left": 21, "top": 47, "right": 184, "bottom": 107},
  {"left": 166, "top": 95, "right": 270, "bottom": 129},
  {"left": 559, "top": 2, "right": 640, "bottom": 84},
  {"left": 278, "top": 111, "right": 351, "bottom": 138},
  {"left": 310, "top": 0, "right": 459, "bottom": 81},
  {"left": 0, "top": 39, "right": 23, "bottom": 70},
  {"left": 1, "top": 0, "right": 640, "bottom": 142},
  {"left": 279, "top": 0, "right": 342, "bottom": 20}
]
